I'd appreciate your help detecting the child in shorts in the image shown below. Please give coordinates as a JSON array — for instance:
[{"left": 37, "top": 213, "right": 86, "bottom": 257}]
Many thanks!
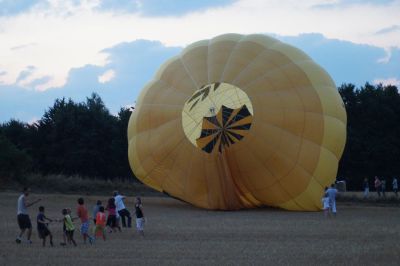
[
  {"left": 77, "top": 197, "right": 94, "bottom": 244},
  {"left": 63, "top": 208, "right": 77, "bottom": 246},
  {"left": 94, "top": 206, "right": 106, "bottom": 241},
  {"left": 36, "top": 206, "right": 54, "bottom": 247}
]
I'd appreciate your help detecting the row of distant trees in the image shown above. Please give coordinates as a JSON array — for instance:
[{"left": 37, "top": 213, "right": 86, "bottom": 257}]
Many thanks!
[
  {"left": 337, "top": 83, "right": 400, "bottom": 189},
  {"left": 0, "top": 93, "right": 134, "bottom": 182},
  {"left": 1, "top": 83, "right": 399, "bottom": 190}
]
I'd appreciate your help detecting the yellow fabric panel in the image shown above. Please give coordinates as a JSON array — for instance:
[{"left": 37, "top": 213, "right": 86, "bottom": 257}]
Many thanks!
[
  {"left": 220, "top": 40, "right": 265, "bottom": 83},
  {"left": 180, "top": 40, "right": 209, "bottom": 87},
  {"left": 183, "top": 150, "right": 209, "bottom": 208},
  {"left": 313, "top": 147, "right": 339, "bottom": 188},
  {"left": 208, "top": 34, "right": 243, "bottom": 82},
  {"left": 279, "top": 178, "right": 325, "bottom": 211},
  {"left": 127, "top": 33, "right": 346, "bottom": 211}
]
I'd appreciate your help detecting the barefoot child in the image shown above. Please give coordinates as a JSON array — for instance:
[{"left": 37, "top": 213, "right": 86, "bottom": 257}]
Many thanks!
[
  {"left": 134, "top": 197, "right": 145, "bottom": 237},
  {"left": 36, "top": 206, "right": 54, "bottom": 247},
  {"left": 63, "top": 208, "right": 77, "bottom": 246},
  {"left": 77, "top": 198, "right": 94, "bottom": 244},
  {"left": 94, "top": 206, "right": 106, "bottom": 241}
]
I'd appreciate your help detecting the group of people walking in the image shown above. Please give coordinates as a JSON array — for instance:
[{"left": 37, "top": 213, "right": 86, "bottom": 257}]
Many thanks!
[
  {"left": 16, "top": 187, "right": 145, "bottom": 246},
  {"left": 363, "top": 176, "right": 398, "bottom": 198}
]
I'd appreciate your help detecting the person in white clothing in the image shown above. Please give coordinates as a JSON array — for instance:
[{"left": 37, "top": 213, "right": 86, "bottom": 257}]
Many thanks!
[
  {"left": 326, "top": 184, "right": 338, "bottom": 217},
  {"left": 16, "top": 187, "right": 41, "bottom": 244},
  {"left": 113, "top": 191, "right": 132, "bottom": 228},
  {"left": 392, "top": 177, "right": 398, "bottom": 197},
  {"left": 321, "top": 192, "right": 330, "bottom": 218}
]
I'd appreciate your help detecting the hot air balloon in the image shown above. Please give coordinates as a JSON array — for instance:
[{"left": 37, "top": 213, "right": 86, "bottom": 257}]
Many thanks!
[{"left": 127, "top": 34, "right": 346, "bottom": 211}]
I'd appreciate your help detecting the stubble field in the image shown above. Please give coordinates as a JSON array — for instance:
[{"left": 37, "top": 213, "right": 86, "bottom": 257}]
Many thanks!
[{"left": 0, "top": 192, "right": 399, "bottom": 266}]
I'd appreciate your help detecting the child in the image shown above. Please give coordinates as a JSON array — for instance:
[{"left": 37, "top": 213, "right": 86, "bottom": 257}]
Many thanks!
[
  {"left": 134, "top": 197, "right": 145, "bottom": 237},
  {"left": 321, "top": 193, "right": 330, "bottom": 218},
  {"left": 36, "top": 206, "right": 54, "bottom": 247},
  {"left": 92, "top": 200, "right": 102, "bottom": 224},
  {"left": 59, "top": 208, "right": 67, "bottom": 246},
  {"left": 77, "top": 197, "right": 94, "bottom": 244},
  {"left": 94, "top": 206, "right": 106, "bottom": 241},
  {"left": 106, "top": 198, "right": 117, "bottom": 233},
  {"left": 63, "top": 208, "right": 77, "bottom": 246}
]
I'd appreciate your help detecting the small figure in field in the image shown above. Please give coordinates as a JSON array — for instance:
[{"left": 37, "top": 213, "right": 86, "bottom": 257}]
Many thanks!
[
  {"left": 114, "top": 191, "right": 132, "bottom": 228},
  {"left": 106, "top": 198, "right": 119, "bottom": 233},
  {"left": 134, "top": 197, "right": 145, "bottom": 237},
  {"left": 76, "top": 198, "right": 94, "bottom": 244},
  {"left": 321, "top": 192, "right": 330, "bottom": 218},
  {"left": 374, "top": 176, "right": 382, "bottom": 197},
  {"left": 94, "top": 206, "right": 106, "bottom": 241},
  {"left": 92, "top": 200, "right": 102, "bottom": 224},
  {"left": 381, "top": 179, "right": 387, "bottom": 197},
  {"left": 115, "top": 212, "right": 122, "bottom": 232},
  {"left": 59, "top": 209, "right": 68, "bottom": 246},
  {"left": 16, "top": 187, "right": 41, "bottom": 244},
  {"left": 363, "top": 178, "right": 369, "bottom": 198},
  {"left": 37, "top": 206, "right": 54, "bottom": 247},
  {"left": 326, "top": 184, "right": 338, "bottom": 217},
  {"left": 393, "top": 177, "right": 398, "bottom": 197},
  {"left": 63, "top": 208, "right": 77, "bottom": 246}
]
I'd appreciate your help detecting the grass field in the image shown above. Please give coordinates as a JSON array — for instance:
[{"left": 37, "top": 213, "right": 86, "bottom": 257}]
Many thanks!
[{"left": 0, "top": 192, "right": 399, "bottom": 265}]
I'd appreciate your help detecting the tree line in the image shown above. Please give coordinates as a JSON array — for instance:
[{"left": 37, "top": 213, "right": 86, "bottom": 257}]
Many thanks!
[
  {"left": 0, "top": 93, "right": 134, "bottom": 182},
  {"left": 1, "top": 83, "right": 400, "bottom": 190}
]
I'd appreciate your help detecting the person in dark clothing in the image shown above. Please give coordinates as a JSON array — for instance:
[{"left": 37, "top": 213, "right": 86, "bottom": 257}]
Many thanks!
[
  {"left": 37, "top": 206, "right": 54, "bottom": 247},
  {"left": 134, "top": 197, "right": 145, "bottom": 237}
]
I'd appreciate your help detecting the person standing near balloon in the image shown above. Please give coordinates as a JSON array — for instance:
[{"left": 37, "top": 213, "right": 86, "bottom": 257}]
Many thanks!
[
  {"left": 321, "top": 192, "right": 330, "bottom": 218},
  {"left": 363, "top": 178, "right": 369, "bottom": 198},
  {"left": 374, "top": 176, "right": 382, "bottom": 197},
  {"left": 393, "top": 177, "right": 398, "bottom": 197},
  {"left": 326, "top": 184, "right": 338, "bottom": 217},
  {"left": 114, "top": 191, "right": 132, "bottom": 228},
  {"left": 381, "top": 179, "right": 387, "bottom": 197},
  {"left": 134, "top": 197, "right": 145, "bottom": 236}
]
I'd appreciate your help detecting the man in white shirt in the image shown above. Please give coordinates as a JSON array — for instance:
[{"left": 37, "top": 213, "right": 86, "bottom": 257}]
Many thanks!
[
  {"left": 16, "top": 187, "right": 41, "bottom": 244},
  {"left": 114, "top": 191, "right": 132, "bottom": 228}
]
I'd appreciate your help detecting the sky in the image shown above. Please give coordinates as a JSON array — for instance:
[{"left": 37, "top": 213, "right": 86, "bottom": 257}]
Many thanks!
[{"left": 0, "top": 0, "right": 399, "bottom": 122}]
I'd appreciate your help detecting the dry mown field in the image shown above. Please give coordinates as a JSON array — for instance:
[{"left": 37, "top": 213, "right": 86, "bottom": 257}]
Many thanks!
[{"left": 0, "top": 192, "right": 399, "bottom": 266}]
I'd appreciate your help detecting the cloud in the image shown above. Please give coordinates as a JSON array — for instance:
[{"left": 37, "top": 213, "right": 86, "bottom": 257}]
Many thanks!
[
  {"left": 375, "top": 25, "right": 400, "bottom": 35},
  {"left": 98, "top": 69, "right": 115, "bottom": 83},
  {"left": 1, "top": 34, "right": 400, "bottom": 123},
  {"left": 0, "top": 0, "right": 399, "bottom": 93},
  {"left": 10, "top": 42, "right": 37, "bottom": 50},
  {"left": 0, "top": 0, "right": 42, "bottom": 16},
  {"left": 373, "top": 78, "right": 400, "bottom": 87},
  {"left": 276, "top": 33, "right": 400, "bottom": 86},
  {"left": 96, "top": 0, "right": 236, "bottom": 16},
  {"left": 15, "top": 65, "right": 36, "bottom": 84}
]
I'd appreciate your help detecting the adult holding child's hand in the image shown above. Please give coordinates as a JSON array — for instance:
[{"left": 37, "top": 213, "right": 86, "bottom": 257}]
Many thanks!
[{"left": 16, "top": 187, "right": 41, "bottom": 244}]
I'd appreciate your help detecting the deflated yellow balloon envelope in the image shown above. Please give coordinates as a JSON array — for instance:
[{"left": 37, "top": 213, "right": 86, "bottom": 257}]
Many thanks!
[{"left": 128, "top": 34, "right": 347, "bottom": 211}]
